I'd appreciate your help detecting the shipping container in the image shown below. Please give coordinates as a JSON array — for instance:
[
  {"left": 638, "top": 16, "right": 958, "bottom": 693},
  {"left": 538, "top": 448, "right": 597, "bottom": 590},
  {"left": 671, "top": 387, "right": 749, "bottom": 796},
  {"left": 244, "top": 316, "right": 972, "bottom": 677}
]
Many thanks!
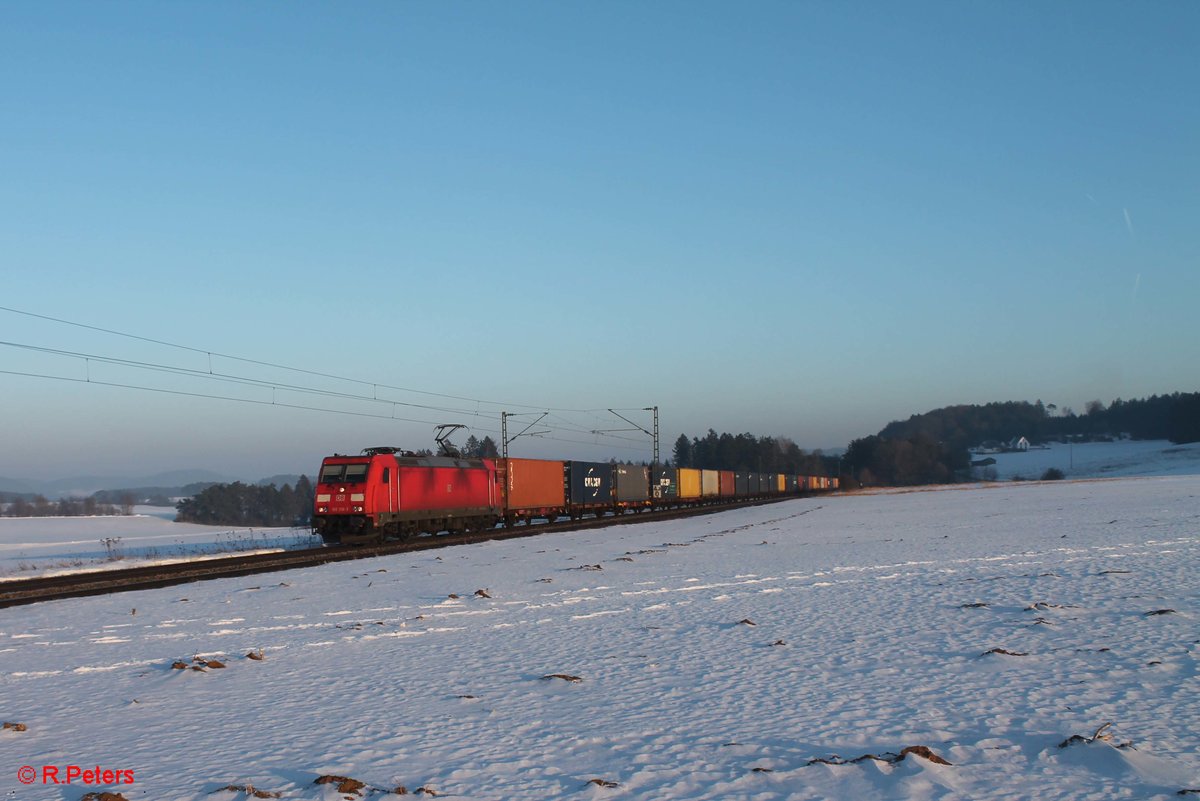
[
  {"left": 502, "top": 458, "right": 566, "bottom": 513},
  {"left": 700, "top": 469, "right": 720, "bottom": 497},
  {"left": 615, "top": 464, "right": 650, "bottom": 503},
  {"left": 757, "top": 473, "right": 773, "bottom": 494},
  {"left": 735, "top": 472, "right": 750, "bottom": 496},
  {"left": 787, "top": 475, "right": 799, "bottom": 493},
  {"left": 718, "top": 470, "right": 735, "bottom": 497},
  {"left": 677, "top": 468, "right": 702, "bottom": 499},
  {"left": 566, "top": 461, "right": 613, "bottom": 506},
  {"left": 651, "top": 465, "right": 677, "bottom": 499},
  {"left": 776, "top": 474, "right": 786, "bottom": 493},
  {"left": 831, "top": 477, "right": 840, "bottom": 490}
]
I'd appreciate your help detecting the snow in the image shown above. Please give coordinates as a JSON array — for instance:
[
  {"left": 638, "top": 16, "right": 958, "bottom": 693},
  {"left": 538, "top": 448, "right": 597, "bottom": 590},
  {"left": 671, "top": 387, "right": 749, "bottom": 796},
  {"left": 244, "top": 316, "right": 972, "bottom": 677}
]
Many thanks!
[
  {"left": 981, "top": 439, "right": 1200, "bottom": 481},
  {"left": 0, "top": 509, "right": 315, "bottom": 580},
  {"left": 2, "top": 476, "right": 1197, "bottom": 800}
]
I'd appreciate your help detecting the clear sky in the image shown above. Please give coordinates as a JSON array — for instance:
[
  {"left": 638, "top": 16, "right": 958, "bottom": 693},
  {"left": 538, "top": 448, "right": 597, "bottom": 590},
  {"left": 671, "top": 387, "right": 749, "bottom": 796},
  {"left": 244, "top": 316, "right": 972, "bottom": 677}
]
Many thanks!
[{"left": 2, "top": 1, "right": 1197, "bottom": 481}]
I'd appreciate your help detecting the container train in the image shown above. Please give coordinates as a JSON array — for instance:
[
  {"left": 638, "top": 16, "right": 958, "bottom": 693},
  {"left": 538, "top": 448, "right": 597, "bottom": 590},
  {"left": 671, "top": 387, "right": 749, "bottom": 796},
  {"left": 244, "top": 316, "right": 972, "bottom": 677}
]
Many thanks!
[{"left": 313, "top": 446, "right": 838, "bottom": 545}]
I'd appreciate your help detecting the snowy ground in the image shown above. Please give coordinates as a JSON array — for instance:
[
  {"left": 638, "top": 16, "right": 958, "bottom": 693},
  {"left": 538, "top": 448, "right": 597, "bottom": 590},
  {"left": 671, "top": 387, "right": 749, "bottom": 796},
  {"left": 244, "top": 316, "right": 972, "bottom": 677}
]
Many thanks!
[
  {"left": 1, "top": 476, "right": 1197, "bottom": 800},
  {"left": 980, "top": 439, "right": 1200, "bottom": 481},
  {"left": 0, "top": 508, "right": 314, "bottom": 580}
]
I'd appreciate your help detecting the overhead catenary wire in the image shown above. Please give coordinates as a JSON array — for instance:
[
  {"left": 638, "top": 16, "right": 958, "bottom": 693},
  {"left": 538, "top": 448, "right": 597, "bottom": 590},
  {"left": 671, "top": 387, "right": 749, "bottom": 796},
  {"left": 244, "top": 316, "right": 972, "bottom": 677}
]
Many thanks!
[
  {"left": 0, "top": 368, "right": 656, "bottom": 454},
  {"left": 0, "top": 305, "right": 658, "bottom": 455},
  {"left": 0, "top": 339, "right": 652, "bottom": 446},
  {"left": 0, "top": 305, "right": 658, "bottom": 451},
  {"left": 0, "top": 305, "right": 637, "bottom": 415}
]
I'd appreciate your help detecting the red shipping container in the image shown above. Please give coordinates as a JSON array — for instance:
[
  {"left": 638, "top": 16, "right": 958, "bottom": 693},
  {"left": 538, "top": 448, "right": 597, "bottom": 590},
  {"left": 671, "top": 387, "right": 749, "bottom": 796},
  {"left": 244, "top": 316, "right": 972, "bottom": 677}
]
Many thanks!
[{"left": 502, "top": 458, "right": 566, "bottom": 513}]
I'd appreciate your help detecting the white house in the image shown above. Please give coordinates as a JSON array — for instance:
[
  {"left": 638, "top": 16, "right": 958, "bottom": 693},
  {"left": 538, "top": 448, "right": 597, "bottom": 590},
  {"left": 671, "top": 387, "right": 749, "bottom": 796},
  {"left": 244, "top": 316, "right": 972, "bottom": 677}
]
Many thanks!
[{"left": 1009, "top": 436, "right": 1030, "bottom": 451}]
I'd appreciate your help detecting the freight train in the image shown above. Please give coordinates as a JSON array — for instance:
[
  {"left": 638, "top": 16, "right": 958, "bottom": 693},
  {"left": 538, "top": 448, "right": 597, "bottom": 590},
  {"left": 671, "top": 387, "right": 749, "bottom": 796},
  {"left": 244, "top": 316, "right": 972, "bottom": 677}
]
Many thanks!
[{"left": 312, "top": 446, "right": 838, "bottom": 545}]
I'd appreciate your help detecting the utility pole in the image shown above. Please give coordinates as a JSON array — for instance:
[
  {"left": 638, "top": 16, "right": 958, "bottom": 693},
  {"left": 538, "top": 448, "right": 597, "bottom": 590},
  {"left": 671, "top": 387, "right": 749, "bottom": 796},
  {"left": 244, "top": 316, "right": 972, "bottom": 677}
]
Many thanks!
[
  {"left": 591, "top": 406, "right": 659, "bottom": 464},
  {"left": 501, "top": 410, "right": 549, "bottom": 459}
]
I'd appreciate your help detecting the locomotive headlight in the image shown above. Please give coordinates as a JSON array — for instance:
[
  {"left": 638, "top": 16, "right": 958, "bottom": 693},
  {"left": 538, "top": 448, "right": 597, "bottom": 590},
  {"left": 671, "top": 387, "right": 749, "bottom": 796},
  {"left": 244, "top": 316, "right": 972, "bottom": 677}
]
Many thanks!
[
  {"left": 352, "top": 505, "right": 364, "bottom": 512},
  {"left": 318, "top": 506, "right": 328, "bottom": 513}
]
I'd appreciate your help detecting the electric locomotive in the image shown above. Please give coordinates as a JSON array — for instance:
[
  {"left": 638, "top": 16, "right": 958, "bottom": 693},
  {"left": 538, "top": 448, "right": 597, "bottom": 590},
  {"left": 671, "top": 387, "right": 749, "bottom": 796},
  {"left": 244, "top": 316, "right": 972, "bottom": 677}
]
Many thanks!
[{"left": 312, "top": 446, "right": 501, "bottom": 545}]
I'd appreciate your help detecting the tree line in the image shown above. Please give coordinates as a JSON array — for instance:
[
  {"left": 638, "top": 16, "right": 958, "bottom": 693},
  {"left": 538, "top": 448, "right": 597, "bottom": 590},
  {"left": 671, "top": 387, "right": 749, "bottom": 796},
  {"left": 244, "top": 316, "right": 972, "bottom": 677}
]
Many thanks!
[
  {"left": 175, "top": 477, "right": 314, "bottom": 527},
  {"left": 879, "top": 393, "right": 1200, "bottom": 450},
  {"left": 461, "top": 435, "right": 500, "bottom": 458},
  {"left": 672, "top": 430, "right": 835, "bottom": 476},
  {"left": 843, "top": 391, "right": 1200, "bottom": 488},
  {"left": 0, "top": 494, "right": 133, "bottom": 517},
  {"left": 841, "top": 434, "right": 968, "bottom": 487}
]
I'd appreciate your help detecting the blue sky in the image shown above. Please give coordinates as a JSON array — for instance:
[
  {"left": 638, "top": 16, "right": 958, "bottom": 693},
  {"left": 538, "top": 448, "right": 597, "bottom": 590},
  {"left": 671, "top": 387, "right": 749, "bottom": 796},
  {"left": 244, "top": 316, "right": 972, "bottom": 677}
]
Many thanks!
[{"left": 2, "top": 1, "right": 1197, "bottom": 480}]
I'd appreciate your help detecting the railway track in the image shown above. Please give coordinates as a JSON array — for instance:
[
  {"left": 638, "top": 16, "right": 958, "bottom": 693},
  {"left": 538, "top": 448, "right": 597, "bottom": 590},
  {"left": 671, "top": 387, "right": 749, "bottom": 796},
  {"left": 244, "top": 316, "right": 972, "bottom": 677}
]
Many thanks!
[{"left": 0, "top": 497, "right": 790, "bottom": 609}]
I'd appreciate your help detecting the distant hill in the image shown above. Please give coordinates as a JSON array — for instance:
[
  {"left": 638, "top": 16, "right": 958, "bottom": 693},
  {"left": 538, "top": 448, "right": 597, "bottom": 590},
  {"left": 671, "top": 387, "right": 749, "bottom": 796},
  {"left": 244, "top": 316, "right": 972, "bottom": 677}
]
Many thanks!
[
  {"left": 878, "top": 393, "right": 1199, "bottom": 449},
  {"left": 0, "top": 469, "right": 309, "bottom": 501},
  {"left": 0, "top": 477, "right": 38, "bottom": 495},
  {"left": 91, "top": 483, "right": 221, "bottom": 506},
  {"left": 256, "top": 474, "right": 304, "bottom": 489}
]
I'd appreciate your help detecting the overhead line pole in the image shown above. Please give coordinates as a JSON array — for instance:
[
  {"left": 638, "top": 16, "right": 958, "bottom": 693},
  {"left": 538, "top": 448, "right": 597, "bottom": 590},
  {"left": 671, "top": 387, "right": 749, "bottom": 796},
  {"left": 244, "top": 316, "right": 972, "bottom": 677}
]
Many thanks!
[
  {"left": 501, "top": 411, "right": 550, "bottom": 459},
  {"left": 591, "top": 406, "right": 659, "bottom": 464}
]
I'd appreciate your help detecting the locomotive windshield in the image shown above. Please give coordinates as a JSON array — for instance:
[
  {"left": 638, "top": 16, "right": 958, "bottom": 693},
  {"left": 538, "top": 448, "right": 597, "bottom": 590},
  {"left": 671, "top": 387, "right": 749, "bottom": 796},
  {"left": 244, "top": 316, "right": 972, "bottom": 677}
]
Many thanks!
[{"left": 319, "top": 462, "right": 369, "bottom": 484}]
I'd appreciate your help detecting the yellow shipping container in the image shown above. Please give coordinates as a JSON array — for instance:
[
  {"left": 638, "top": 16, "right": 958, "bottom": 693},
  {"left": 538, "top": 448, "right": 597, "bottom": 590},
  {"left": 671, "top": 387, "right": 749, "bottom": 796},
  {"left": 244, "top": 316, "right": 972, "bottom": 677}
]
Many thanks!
[
  {"left": 776, "top": 474, "right": 786, "bottom": 493},
  {"left": 677, "top": 468, "right": 702, "bottom": 499}
]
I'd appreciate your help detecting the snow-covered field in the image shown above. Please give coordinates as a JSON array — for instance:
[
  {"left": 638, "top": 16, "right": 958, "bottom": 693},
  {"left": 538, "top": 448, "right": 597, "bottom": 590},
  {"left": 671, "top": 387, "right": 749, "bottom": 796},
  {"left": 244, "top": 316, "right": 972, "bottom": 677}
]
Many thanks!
[
  {"left": 2, "top": 476, "right": 1197, "bottom": 800},
  {"left": 0, "top": 508, "right": 314, "bottom": 580},
  {"left": 981, "top": 439, "right": 1200, "bottom": 481}
]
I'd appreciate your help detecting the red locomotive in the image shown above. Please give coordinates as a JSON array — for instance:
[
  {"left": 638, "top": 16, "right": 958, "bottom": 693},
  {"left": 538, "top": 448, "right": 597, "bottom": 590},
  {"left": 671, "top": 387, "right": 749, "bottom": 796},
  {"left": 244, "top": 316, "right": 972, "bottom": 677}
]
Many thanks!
[{"left": 313, "top": 447, "right": 501, "bottom": 544}]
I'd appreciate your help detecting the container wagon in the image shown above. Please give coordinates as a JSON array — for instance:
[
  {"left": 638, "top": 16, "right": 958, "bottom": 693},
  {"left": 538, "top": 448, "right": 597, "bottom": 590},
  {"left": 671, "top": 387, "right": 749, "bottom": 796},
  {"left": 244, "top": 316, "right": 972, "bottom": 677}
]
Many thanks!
[
  {"left": 502, "top": 458, "right": 566, "bottom": 526},
  {"left": 566, "top": 461, "right": 613, "bottom": 518},
  {"left": 615, "top": 464, "right": 650, "bottom": 509}
]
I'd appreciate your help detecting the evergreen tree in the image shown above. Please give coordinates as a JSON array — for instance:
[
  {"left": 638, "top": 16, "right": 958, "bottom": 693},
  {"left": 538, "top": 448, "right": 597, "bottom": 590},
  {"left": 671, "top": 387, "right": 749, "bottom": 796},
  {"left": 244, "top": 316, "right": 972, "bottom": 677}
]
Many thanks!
[
  {"left": 1168, "top": 393, "right": 1200, "bottom": 444},
  {"left": 672, "top": 434, "right": 692, "bottom": 467}
]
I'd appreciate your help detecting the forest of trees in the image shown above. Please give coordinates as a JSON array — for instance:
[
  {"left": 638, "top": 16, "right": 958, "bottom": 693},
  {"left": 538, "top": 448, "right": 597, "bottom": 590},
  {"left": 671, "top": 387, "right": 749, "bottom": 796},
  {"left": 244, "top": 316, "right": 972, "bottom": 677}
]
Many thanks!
[
  {"left": 841, "top": 434, "right": 969, "bottom": 487},
  {"left": 93, "top": 483, "right": 217, "bottom": 507},
  {"left": 461, "top": 435, "right": 500, "bottom": 458},
  {"left": 0, "top": 494, "right": 132, "bottom": 517},
  {"left": 671, "top": 430, "right": 835, "bottom": 476},
  {"left": 844, "top": 391, "right": 1200, "bottom": 488},
  {"left": 175, "top": 477, "right": 315, "bottom": 527},
  {"left": 879, "top": 393, "right": 1200, "bottom": 450}
]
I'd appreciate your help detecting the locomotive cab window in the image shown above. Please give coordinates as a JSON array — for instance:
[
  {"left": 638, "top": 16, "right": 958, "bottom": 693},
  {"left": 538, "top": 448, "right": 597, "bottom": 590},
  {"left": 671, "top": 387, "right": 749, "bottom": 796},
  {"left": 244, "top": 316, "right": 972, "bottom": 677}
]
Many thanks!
[
  {"left": 320, "top": 463, "right": 370, "bottom": 484},
  {"left": 382, "top": 468, "right": 390, "bottom": 484}
]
